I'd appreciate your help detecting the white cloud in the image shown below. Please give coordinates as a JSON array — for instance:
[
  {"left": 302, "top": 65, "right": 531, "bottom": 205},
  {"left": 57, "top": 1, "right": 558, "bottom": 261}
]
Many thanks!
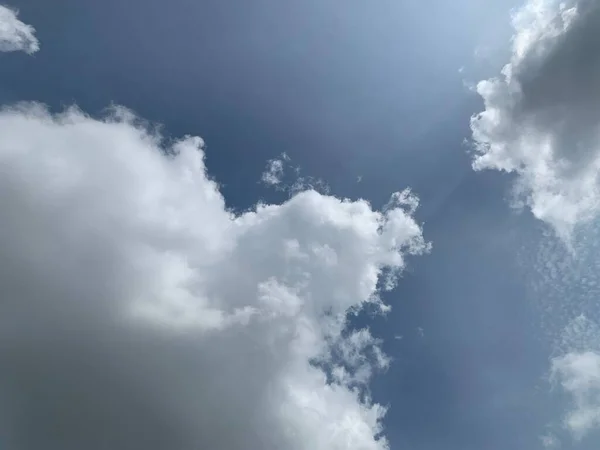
[
  {"left": 261, "top": 157, "right": 285, "bottom": 185},
  {"left": 540, "top": 433, "right": 560, "bottom": 449},
  {"left": 0, "top": 103, "right": 428, "bottom": 449},
  {"left": 470, "top": 0, "right": 600, "bottom": 240},
  {"left": 519, "top": 224, "right": 600, "bottom": 442},
  {"left": 543, "top": 315, "right": 600, "bottom": 440},
  {"left": 551, "top": 350, "right": 600, "bottom": 439},
  {"left": 0, "top": 5, "right": 39, "bottom": 54},
  {"left": 261, "top": 152, "right": 331, "bottom": 196}
]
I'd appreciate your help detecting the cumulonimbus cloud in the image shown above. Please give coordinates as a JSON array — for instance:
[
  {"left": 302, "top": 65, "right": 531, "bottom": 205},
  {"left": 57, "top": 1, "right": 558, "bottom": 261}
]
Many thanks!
[
  {"left": 0, "top": 5, "right": 39, "bottom": 54},
  {"left": 0, "top": 103, "right": 428, "bottom": 450},
  {"left": 470, "top": 0, "right": 600, "bottom": 240}
]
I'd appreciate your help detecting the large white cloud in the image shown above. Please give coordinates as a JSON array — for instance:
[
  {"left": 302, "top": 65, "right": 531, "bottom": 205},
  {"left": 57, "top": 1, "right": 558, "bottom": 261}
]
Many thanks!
[
  {"left": 0, "top": 5, "right": 39, "bottom": 54},
  {"left": 0, "top": 103, "right": 428, "bottom": 449},
  {"left": 470, "top": 0, "right": 600, "bottom": 239}
]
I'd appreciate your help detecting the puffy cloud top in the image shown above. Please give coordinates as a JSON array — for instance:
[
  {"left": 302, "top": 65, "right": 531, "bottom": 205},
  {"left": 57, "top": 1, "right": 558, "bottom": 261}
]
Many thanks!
[
  {"left": 0, "top": 103, "right": 428, "bottom": 450},
  {"left": 471, "top": 0, "right": 600, "bottom": 239}
]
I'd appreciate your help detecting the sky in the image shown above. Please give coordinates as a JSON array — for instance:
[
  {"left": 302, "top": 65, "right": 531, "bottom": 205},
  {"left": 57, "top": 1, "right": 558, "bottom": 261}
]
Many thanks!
[{"left": 1, "top": 0, "right": 600, "bottom": 449}]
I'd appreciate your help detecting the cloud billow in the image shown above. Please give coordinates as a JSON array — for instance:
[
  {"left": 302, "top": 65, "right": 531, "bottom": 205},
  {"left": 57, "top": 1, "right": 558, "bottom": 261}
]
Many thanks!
[
  {"left": 0, "top": 103, "right": 428, "bottom": 450},
  {"left": 471, "top": 0, "right": 600, "bottom": 240}
]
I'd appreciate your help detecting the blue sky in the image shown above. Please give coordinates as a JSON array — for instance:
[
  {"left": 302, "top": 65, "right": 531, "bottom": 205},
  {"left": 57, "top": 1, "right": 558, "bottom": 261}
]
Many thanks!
[{"left": 1, "top": 1, "right": 600, "bottom": 449}]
